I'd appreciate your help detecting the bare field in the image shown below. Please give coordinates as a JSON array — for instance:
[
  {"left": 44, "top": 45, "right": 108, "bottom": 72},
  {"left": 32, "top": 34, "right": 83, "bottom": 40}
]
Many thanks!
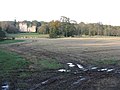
[
  {"left": 1, "top": 37, "right": 120, "bottom": 90},
  {"left": 2, "top": 37, "right": 120, "bottom": 65}
]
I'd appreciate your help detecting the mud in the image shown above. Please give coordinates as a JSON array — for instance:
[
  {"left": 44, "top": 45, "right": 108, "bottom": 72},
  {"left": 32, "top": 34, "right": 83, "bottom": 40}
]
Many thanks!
[{"left": 1, "top": 63, "right": 120, "bottom": 90}]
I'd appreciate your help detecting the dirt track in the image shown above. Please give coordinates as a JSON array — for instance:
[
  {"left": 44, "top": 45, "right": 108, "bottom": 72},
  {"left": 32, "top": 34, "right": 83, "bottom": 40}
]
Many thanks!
[{"left": 1, "top": 38, "right": 120, "bottom": 90}]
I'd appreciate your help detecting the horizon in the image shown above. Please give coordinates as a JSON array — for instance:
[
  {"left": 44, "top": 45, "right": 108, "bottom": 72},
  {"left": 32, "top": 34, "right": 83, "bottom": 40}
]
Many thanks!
[{"left": 0, "top": 0, "right": 120, "bottom": 26}]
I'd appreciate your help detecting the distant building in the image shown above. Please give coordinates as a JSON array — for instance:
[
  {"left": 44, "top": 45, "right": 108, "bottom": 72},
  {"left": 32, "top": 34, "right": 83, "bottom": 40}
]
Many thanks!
[
  {"left": 19, "top": 22, "right": 28, "bottom": 32},
  {"left": 27, "top": 26, "right": 36, "bottom": 32},
  {"left": 19, "top": 22, "right": 36, "bottom": 32}
]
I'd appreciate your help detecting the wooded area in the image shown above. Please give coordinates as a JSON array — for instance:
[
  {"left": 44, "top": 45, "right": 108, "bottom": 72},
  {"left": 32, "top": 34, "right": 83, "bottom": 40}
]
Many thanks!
[{"left": 1, "top": 16, "right": 120, "bottom": 38}]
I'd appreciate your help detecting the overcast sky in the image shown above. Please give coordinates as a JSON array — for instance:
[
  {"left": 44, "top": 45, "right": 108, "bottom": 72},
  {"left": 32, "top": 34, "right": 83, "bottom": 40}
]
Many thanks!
[{"left": 0, "top": 0, "right": 120, "bottom": 26}]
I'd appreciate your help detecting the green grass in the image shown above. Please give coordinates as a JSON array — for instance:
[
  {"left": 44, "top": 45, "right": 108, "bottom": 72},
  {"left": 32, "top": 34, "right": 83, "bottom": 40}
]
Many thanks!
[
  {"left": 94, "top": 58, "right": 120, "bottom": 66},
  {"left": 0, "top": 49, "right": 30, "bottom": 77},
  {"left": 37, "top": 59, "right": 63, "bottom": 70},
  {"left": 0, "top": 48, "right": 62, "bottom": 78},
  {"left": 8, "top": 33, "right": 49, "bottom": 38},
  {"left": 0, "top": 40, "right": 24, "bottom": 44}
]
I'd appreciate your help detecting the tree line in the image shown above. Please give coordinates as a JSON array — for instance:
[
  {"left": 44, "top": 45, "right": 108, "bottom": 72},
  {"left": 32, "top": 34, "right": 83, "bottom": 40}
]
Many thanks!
[
  {"left": 38, "top": 16, "right": 120, "bottom": 38},
  {"left": 1, "top": 16, "right": 120, "bottom": 39}
]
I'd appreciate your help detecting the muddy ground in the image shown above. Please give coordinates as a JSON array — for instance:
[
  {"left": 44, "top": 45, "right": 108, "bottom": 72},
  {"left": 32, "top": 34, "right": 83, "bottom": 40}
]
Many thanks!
[{"left": 1, "top": 37, "right": 120, "bottom": 90}]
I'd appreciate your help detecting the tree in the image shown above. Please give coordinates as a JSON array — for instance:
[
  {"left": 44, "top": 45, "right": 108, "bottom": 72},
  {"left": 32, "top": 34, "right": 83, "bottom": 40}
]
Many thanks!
[
  {"left": 66, "top": 23, "right": 76, "bottom": 37},
  {"left": 6, "top": 25, "right": 19, "bottom": 34},
  {"left": 0, "top": 21, "right": 9, "bottom": 31},
  {"left": 60, "top": 16, "right": 76, "bottom": 37},
  {"left": 79, "top": 22, "right": 86, "bottom": 35},
  {"left": 60, "top": 16, "right": 70, "bottom": 37},
  {"left": 0, "top": 21, "right": 19, "bottom": 34},
  {"left": 32, "top": 20, "right": 38, "bottom": 26},
  {"left": 70, "top": 20, "right": 80, "bottom": 36},
  {"left": 49, "top": 28, "right": 58, "bottom": 38},
  {"left": 0, "top": 27, "right": 6, "bottom": 40},
  {"left": 37, "top": 24, "right": 49, "bottom": 34},
  {"left": 49, "top": 20, "right": 61, "bottom": 38}
]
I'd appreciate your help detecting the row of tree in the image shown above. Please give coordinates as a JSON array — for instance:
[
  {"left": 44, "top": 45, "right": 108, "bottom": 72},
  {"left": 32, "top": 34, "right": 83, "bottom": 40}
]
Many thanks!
[
  {"left": 1, "top": 16, "right": 120, "bottom": 38},
  {"left": 38, "top": 16, "right": 120, "bottom": 38}
]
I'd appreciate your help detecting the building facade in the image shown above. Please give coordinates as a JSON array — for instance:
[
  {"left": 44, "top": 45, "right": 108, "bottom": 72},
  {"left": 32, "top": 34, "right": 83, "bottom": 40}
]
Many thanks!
[{"left": 19, "top": 22, "right": 36, "bottom": 32}]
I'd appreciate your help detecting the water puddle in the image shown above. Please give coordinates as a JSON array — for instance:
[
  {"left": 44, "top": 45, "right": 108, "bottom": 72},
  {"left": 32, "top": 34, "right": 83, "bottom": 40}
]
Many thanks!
[
  {"left": 1, "top": 81, "right": 9, "bottom": 90},
  {"left": 72, "top": 77, "right": 87, "bottom": 85},
  {"left": 67, "top": 63, "right": 75, "bottom": 67},
  {"left": 77, "top": 64, "right": 84, "bottom": 69},
  {"left": 58, "top": 62, "right": 118, "bottom": 74}
]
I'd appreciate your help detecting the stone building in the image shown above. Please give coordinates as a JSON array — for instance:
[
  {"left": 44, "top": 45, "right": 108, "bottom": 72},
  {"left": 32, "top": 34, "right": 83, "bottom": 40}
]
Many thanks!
[
  {"left": 19, "top": 22, "right": 28, "bottom": 32},
  {"left": 19, "top": 22, "right": 36, "bottom": 32},
  {"left": 27, "top": 26, "right": 36, "bottom": 32}
]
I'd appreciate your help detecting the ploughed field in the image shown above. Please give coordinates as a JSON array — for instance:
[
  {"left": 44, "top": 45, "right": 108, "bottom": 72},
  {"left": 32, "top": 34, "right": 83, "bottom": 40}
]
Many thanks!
[{"left": 1, "top": 37, "right": 120, "bottom": 90}]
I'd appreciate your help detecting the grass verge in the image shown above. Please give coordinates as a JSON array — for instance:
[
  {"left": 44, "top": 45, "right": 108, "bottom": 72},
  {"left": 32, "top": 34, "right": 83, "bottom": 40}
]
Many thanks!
[
  {"left": 8, "top": 33, "right": 49, "bottom": 38},
  {"left": 0, "top": 40, "right": 24, "bottom": 44},
  {"left": 0, "top": 49, "right": 30, "bottom": 77}
]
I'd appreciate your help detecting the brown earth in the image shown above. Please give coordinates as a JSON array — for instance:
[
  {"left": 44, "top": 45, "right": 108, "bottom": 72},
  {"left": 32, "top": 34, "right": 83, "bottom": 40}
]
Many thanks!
[{"left": 1, "top": 37, "right": 120, "bottom": 90}]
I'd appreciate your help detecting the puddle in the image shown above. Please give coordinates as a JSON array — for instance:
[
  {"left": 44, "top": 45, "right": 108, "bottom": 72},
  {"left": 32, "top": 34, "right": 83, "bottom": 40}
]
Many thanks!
[
  {"left": 41, "top": 80, "right": 49, "bottom": 85},
  {"left": 58, "top": 63, "right": 119, "bottom": 75},
  {"left": 72, "top": 77, "right": 87, "bottom": 85},
  {"left": 67, "top": 63, "right": 75, "bottom": 67},
  {"left": 41, "top": 77, "right": 58, "bottom": 85},
  {"left": 58, "top": 69, "right": 71, "bottom": 72},
  {"left": 91, "top": 67, "right": 98, "bottom": 70},
  {"left": 1, "top": 81, "right": 9, "bottom": 90},
  {"left": 107, "top": 69, "right": 114, "bottom": 72},
  {"left": 58, "top": 69, "right": 66, "bottom": 72}
]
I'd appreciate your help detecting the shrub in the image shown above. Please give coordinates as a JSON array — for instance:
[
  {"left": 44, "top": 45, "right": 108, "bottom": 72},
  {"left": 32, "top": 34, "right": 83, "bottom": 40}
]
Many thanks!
[
  {"left": 0, "top": 27, "right": 6, "bottom": 40},
  {"left": 49, "top": 29, "right": 57, "bottom": 38},
  {"left": 6, "top": 25, "right": 19, "bottom": 34}
]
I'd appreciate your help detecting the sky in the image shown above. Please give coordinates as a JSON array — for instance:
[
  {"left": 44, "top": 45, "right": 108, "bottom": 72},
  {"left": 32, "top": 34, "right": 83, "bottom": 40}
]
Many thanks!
[{"left": 0, "top": 0, "right": 120, "bottom": 26}]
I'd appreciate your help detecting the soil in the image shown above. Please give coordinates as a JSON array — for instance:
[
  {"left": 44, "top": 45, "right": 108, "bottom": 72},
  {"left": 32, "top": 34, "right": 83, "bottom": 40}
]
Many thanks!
[{"left": 1, "top": 37, "right": 120, "bottom": 90}]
